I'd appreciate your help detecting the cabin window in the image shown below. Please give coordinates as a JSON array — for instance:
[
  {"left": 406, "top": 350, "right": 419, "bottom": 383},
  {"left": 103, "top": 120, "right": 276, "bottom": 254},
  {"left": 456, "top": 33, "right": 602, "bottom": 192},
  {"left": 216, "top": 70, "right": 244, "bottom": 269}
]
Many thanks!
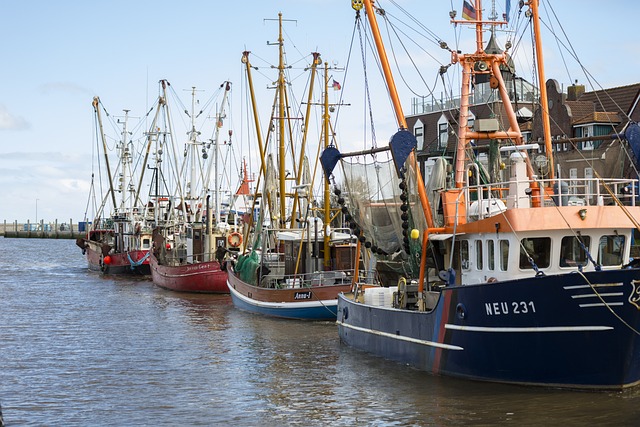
[
  {"left": 598, "top": 235, "right": 625, "bottom": 266},
  {"left": 475, "top": 240, "right": 483, "bottom": 270},
  {"left": 142, "top": 238, "right": 151, "bottom": 249},
  {"left": 499, "top": 240, "right": 509, "bottom": 271},
  {"left": 519, "top": 237, "right": 551, "bottom": 269},
  {"left": 560, "top": 236, "right": 591, "bottom": 267},
  {"left": 487, "top": 240, "right": 495, "bottom": 271},
  {"left": 460, "top": 240, "right": 470, "bottom": 270}
]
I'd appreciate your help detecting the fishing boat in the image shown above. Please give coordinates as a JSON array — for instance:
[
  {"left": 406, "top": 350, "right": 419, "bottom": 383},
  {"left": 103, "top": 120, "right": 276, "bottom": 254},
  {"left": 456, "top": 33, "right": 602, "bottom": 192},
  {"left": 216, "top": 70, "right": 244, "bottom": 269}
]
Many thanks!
[
  {"left": 325, "top": 0, "right": 640, "bottom": 389},
  {"left": 149, "top": 81, "right": 241, "bottom": 293},
  {"left": 226, "top": 14, "right": 357, "bottom": 320},
  {"left": 76, "top": 97, "right": 154, "bottom": 275}
]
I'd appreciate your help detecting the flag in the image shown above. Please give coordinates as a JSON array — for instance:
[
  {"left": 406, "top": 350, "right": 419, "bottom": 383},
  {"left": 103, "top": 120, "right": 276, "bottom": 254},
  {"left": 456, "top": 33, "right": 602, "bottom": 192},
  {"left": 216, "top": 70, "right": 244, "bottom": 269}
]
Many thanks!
[
  {"left": 505, "top": 0, "right": 511, "bottom": 22},
  {"left": 332, "top": 79, "right": 341, "bottom": 91},
  {"left": 462, "top": 1, "right": 476, "bottom": 21}
]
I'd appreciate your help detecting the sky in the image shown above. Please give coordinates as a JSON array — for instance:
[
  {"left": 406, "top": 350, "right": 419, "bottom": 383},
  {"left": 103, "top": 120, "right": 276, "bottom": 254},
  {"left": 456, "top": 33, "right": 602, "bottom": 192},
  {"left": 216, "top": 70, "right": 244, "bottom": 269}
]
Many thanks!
[{"left": 1, "top": 0, "right": 639, "bottom": 223}]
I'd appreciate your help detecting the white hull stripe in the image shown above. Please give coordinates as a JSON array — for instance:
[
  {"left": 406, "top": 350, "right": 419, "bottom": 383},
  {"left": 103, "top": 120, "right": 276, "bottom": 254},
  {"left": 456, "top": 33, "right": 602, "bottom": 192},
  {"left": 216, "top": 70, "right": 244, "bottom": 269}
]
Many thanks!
[
  {"left": 337, "top": 320, "right": 464, "bottom": 351},
  {"left": 445, "top": 324, "right": 614, "bottom": 332},
  {"left": 563, "top": 283, "right": 623, "bottom": 290},
  {"left": 571, "top": 292, "right": 623, "bottom": 299},
  {"left": 578, "top": 302, "right": 624, "bottom": 308}
]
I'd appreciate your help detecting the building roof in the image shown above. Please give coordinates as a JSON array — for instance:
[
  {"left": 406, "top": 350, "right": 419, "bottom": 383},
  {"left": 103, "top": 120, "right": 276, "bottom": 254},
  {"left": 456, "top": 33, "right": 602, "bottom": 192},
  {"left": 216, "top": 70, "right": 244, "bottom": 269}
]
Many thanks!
[
  {"left": 572, "top": 111, "right": 622, "bottom": 126},
  {"left": 577, "top": 83, "right": 640, "bottom": 116}
]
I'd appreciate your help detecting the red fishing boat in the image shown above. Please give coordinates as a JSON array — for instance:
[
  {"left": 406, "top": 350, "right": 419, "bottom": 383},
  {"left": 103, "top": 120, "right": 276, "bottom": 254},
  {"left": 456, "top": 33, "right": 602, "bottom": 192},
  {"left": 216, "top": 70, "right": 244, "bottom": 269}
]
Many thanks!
[
  {"left": 149, "top": 82, "right": 241, "bottom": 293},
  {"left": 77, "top": 97, "right": 156, "bottom": 275}
]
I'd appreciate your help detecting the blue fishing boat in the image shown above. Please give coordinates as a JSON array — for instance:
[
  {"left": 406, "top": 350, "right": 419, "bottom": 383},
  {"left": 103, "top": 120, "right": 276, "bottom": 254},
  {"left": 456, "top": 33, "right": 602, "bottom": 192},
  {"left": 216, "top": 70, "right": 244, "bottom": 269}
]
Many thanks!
[
  {"left": 227, "top": 15, "right": 357, "bottom": 320},
  {"left": 326, "top": 0, "right": 640, "bottom": 389}
]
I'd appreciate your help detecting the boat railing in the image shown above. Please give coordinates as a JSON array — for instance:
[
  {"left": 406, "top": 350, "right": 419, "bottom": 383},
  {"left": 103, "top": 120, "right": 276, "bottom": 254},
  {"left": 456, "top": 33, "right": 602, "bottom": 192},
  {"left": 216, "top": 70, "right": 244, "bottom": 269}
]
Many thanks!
[
  {"left": 260, "top": 268, "right": 356, "bottom": 289},
  {"left": 161, "top": 248, "right": 229, "bottom": 266},
  {"left": 442, "top": 176, "right": 638, "bottom": 223}
]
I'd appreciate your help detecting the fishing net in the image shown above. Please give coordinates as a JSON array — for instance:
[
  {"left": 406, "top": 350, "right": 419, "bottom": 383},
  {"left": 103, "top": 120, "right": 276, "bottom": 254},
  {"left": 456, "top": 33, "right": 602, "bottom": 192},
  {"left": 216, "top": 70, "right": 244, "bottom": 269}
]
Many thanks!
[{"left": 339, "top": 154, "right": 430, "bottom": 277}]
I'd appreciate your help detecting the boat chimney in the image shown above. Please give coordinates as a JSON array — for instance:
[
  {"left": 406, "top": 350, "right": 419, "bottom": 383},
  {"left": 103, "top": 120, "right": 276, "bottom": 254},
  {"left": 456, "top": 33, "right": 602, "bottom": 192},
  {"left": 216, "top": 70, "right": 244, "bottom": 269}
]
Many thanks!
[
  {"left": 507, "top": 151, "right": 531, "bottom": 209},
  {"left": 567, "top": 80, "right": 585, "bottom": 101}
]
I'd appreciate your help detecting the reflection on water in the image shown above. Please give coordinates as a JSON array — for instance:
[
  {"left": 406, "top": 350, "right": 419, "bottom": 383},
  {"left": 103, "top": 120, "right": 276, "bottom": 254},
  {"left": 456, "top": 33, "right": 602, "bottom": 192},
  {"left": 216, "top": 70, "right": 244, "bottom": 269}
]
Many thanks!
[{"left": 1, "top": 239, "right": 639, "bottom": 425}]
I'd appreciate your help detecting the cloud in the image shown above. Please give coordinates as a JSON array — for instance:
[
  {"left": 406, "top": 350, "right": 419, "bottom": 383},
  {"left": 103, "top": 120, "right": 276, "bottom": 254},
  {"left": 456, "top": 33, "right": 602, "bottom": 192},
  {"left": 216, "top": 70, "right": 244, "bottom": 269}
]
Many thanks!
[
  {"left": 39, "top": 82, "right": 92, "bottom": 96},
  {"left": 0, "top": 105, "right": 29, "bottom": 130}
]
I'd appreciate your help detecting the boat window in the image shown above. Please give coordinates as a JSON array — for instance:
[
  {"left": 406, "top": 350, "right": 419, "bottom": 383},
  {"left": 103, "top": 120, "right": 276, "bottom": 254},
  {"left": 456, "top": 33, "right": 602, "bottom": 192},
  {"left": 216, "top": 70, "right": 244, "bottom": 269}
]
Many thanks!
[
  {"left": 460, "top": 240, "right": 470, "bottom": 270},
  {"left": 560, "top": 236, "right": 590, "bottom": 267},
  {"left": 142, "top": 238, "right": 151, "bottom": 249},
  {"left": 598, "top": 235, "right": 625, "bottom": 266},
  {"left": 499, "top": 240, "right": 509, "bottom": 271},
  {"left": 475, "top": 240, "right": 483, "bottom": 270},
  {"left": 519, "top": 237, "right": 551, "bottom": 269},
  {"left": 487, "top": 240, "right": 495, "bottom": 271}
]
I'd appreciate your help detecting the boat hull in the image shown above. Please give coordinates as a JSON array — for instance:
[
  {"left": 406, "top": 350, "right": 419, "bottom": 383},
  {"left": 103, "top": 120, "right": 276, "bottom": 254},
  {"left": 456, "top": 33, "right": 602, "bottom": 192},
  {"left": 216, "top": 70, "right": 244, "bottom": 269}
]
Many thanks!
[
  {"left": 227, "top": 266, "right": 352, "bottom": 320},
  {"left": 84, "top": 243, "right": 150, "bottom": 275},
  {"left": 337, "top": 269, "right": 640, "bottom": 389},
  {"left": 149, "top": 252, "right": 228, "bottom": 293}
]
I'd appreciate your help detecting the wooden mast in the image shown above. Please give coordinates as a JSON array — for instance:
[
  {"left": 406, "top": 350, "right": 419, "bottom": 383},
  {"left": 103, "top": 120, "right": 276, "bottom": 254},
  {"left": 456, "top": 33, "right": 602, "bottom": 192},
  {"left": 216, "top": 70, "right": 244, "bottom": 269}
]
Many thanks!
[
  {"left": 277, "top": 12, "right": 287, "bottom": 228},
  {"left": 290, "top": 52, "right": 320, "bottom": 226},
  {"left": 323, "top": 61, "right": 331, "bottom": 268}
]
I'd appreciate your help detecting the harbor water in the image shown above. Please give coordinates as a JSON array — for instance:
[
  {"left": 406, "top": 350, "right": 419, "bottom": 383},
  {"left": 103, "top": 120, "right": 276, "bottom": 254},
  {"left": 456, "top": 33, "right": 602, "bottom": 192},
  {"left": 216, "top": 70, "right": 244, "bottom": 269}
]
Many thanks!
[{"left": 1, "top": 238, "right": 640, "bottom": 426}]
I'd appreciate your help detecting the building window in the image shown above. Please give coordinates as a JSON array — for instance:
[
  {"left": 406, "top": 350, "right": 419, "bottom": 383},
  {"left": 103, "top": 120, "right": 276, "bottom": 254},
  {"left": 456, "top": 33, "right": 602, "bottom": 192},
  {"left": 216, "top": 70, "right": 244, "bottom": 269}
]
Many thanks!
[
  {"left": 414, "top": 119, "right": 424, "bottom": 151},
  {"left": 438, "top": 123, "right": 448, "bottom": 149},
  {"left": 581, "top": 126, "right": 594, "bottom": 150},
  {"left": 585, "top": 167, "right": 593, "bottom": 202},
  {"left": 569, "top": 168, "right": 578, "bottom": 195}
]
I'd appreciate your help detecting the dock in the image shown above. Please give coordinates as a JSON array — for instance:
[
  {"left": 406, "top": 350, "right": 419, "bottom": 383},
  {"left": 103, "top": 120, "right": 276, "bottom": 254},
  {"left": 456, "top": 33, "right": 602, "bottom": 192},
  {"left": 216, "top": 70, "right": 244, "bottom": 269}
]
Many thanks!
[{"left": 2, "top": 219, "right": 83, "bottom": 239}]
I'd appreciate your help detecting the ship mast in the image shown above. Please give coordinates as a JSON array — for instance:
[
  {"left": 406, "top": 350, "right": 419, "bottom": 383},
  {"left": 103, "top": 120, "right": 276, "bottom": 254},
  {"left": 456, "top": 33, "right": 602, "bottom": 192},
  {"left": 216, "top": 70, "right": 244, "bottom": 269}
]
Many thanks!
[
  {"left": 361, "top": 0, "right": 434, "bottom": 228},
  {"left": 204, "top": 81, "right": 231, "bottom": 228},
  {"left": 289, "top": 52, "right": 320, "bottom": 226},
  {"left": 277, "top": 13, "right": 287, "bottom": 228},
  {"left": 528, "top": 0, "right": 555, "bottom": 179},
  {"left": 450, "top": 0, "right": 527, "bottom": 188},
  {"left": 118, "top": 110, "right": 132, "bottom": 214},
  {"left": 92, "top": 96, "right": 118, "bottom": 211}
]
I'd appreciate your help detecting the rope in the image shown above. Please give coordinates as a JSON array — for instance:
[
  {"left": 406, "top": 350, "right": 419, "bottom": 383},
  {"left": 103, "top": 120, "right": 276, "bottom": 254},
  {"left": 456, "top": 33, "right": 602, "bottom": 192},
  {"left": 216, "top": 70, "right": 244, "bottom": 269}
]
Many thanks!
[
  {"left": 127, "top": 250, "right": 151, "bottom": 269},
  {"left": 576, "top": 270, "right": 640, "bottom": 336}
]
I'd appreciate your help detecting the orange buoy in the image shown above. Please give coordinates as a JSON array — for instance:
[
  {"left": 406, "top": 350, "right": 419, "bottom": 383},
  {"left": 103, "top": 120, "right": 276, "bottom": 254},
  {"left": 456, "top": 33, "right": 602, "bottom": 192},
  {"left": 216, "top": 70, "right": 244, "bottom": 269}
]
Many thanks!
[
  {"left": 103, "top": 255, "right": 112, "bottom": 265},
  {"left": 227, "top": 232, "right": 243, "bottom": 248}
]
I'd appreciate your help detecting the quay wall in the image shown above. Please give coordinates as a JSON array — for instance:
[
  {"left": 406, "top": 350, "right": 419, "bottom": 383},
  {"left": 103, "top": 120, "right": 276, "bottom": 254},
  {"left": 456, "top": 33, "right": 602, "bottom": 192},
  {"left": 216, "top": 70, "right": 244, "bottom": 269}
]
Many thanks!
[{"left": 2, "top": 219, "right": 84, "bottom": 239}]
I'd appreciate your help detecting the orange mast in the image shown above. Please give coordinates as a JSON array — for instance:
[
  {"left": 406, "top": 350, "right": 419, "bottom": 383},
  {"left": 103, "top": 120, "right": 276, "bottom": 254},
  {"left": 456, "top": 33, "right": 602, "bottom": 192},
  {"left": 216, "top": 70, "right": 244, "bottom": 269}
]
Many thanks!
[
  {"left": 529, "top": 0, "right": 555, "bottom": 179},
  {"left": 361, "top": 0, "right": 434, "bottom": 228}
]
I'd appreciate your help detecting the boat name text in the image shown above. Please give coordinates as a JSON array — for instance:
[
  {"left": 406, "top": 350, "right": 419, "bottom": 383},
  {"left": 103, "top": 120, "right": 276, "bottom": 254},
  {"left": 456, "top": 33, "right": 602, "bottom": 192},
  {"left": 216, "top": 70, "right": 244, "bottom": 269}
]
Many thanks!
[
  {"left": 294, "top": 291, "right": 313, "bottom": 300},
  {"left": 485, "top": 301, "right": 536, "bottom": 316}
]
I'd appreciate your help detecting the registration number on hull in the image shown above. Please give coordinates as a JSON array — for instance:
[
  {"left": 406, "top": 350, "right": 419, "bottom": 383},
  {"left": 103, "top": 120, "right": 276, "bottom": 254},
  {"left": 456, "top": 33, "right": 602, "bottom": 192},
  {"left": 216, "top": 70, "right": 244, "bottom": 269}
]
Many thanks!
[{"left": 485, "top": 301, "right": 536, "bottom": 315}]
